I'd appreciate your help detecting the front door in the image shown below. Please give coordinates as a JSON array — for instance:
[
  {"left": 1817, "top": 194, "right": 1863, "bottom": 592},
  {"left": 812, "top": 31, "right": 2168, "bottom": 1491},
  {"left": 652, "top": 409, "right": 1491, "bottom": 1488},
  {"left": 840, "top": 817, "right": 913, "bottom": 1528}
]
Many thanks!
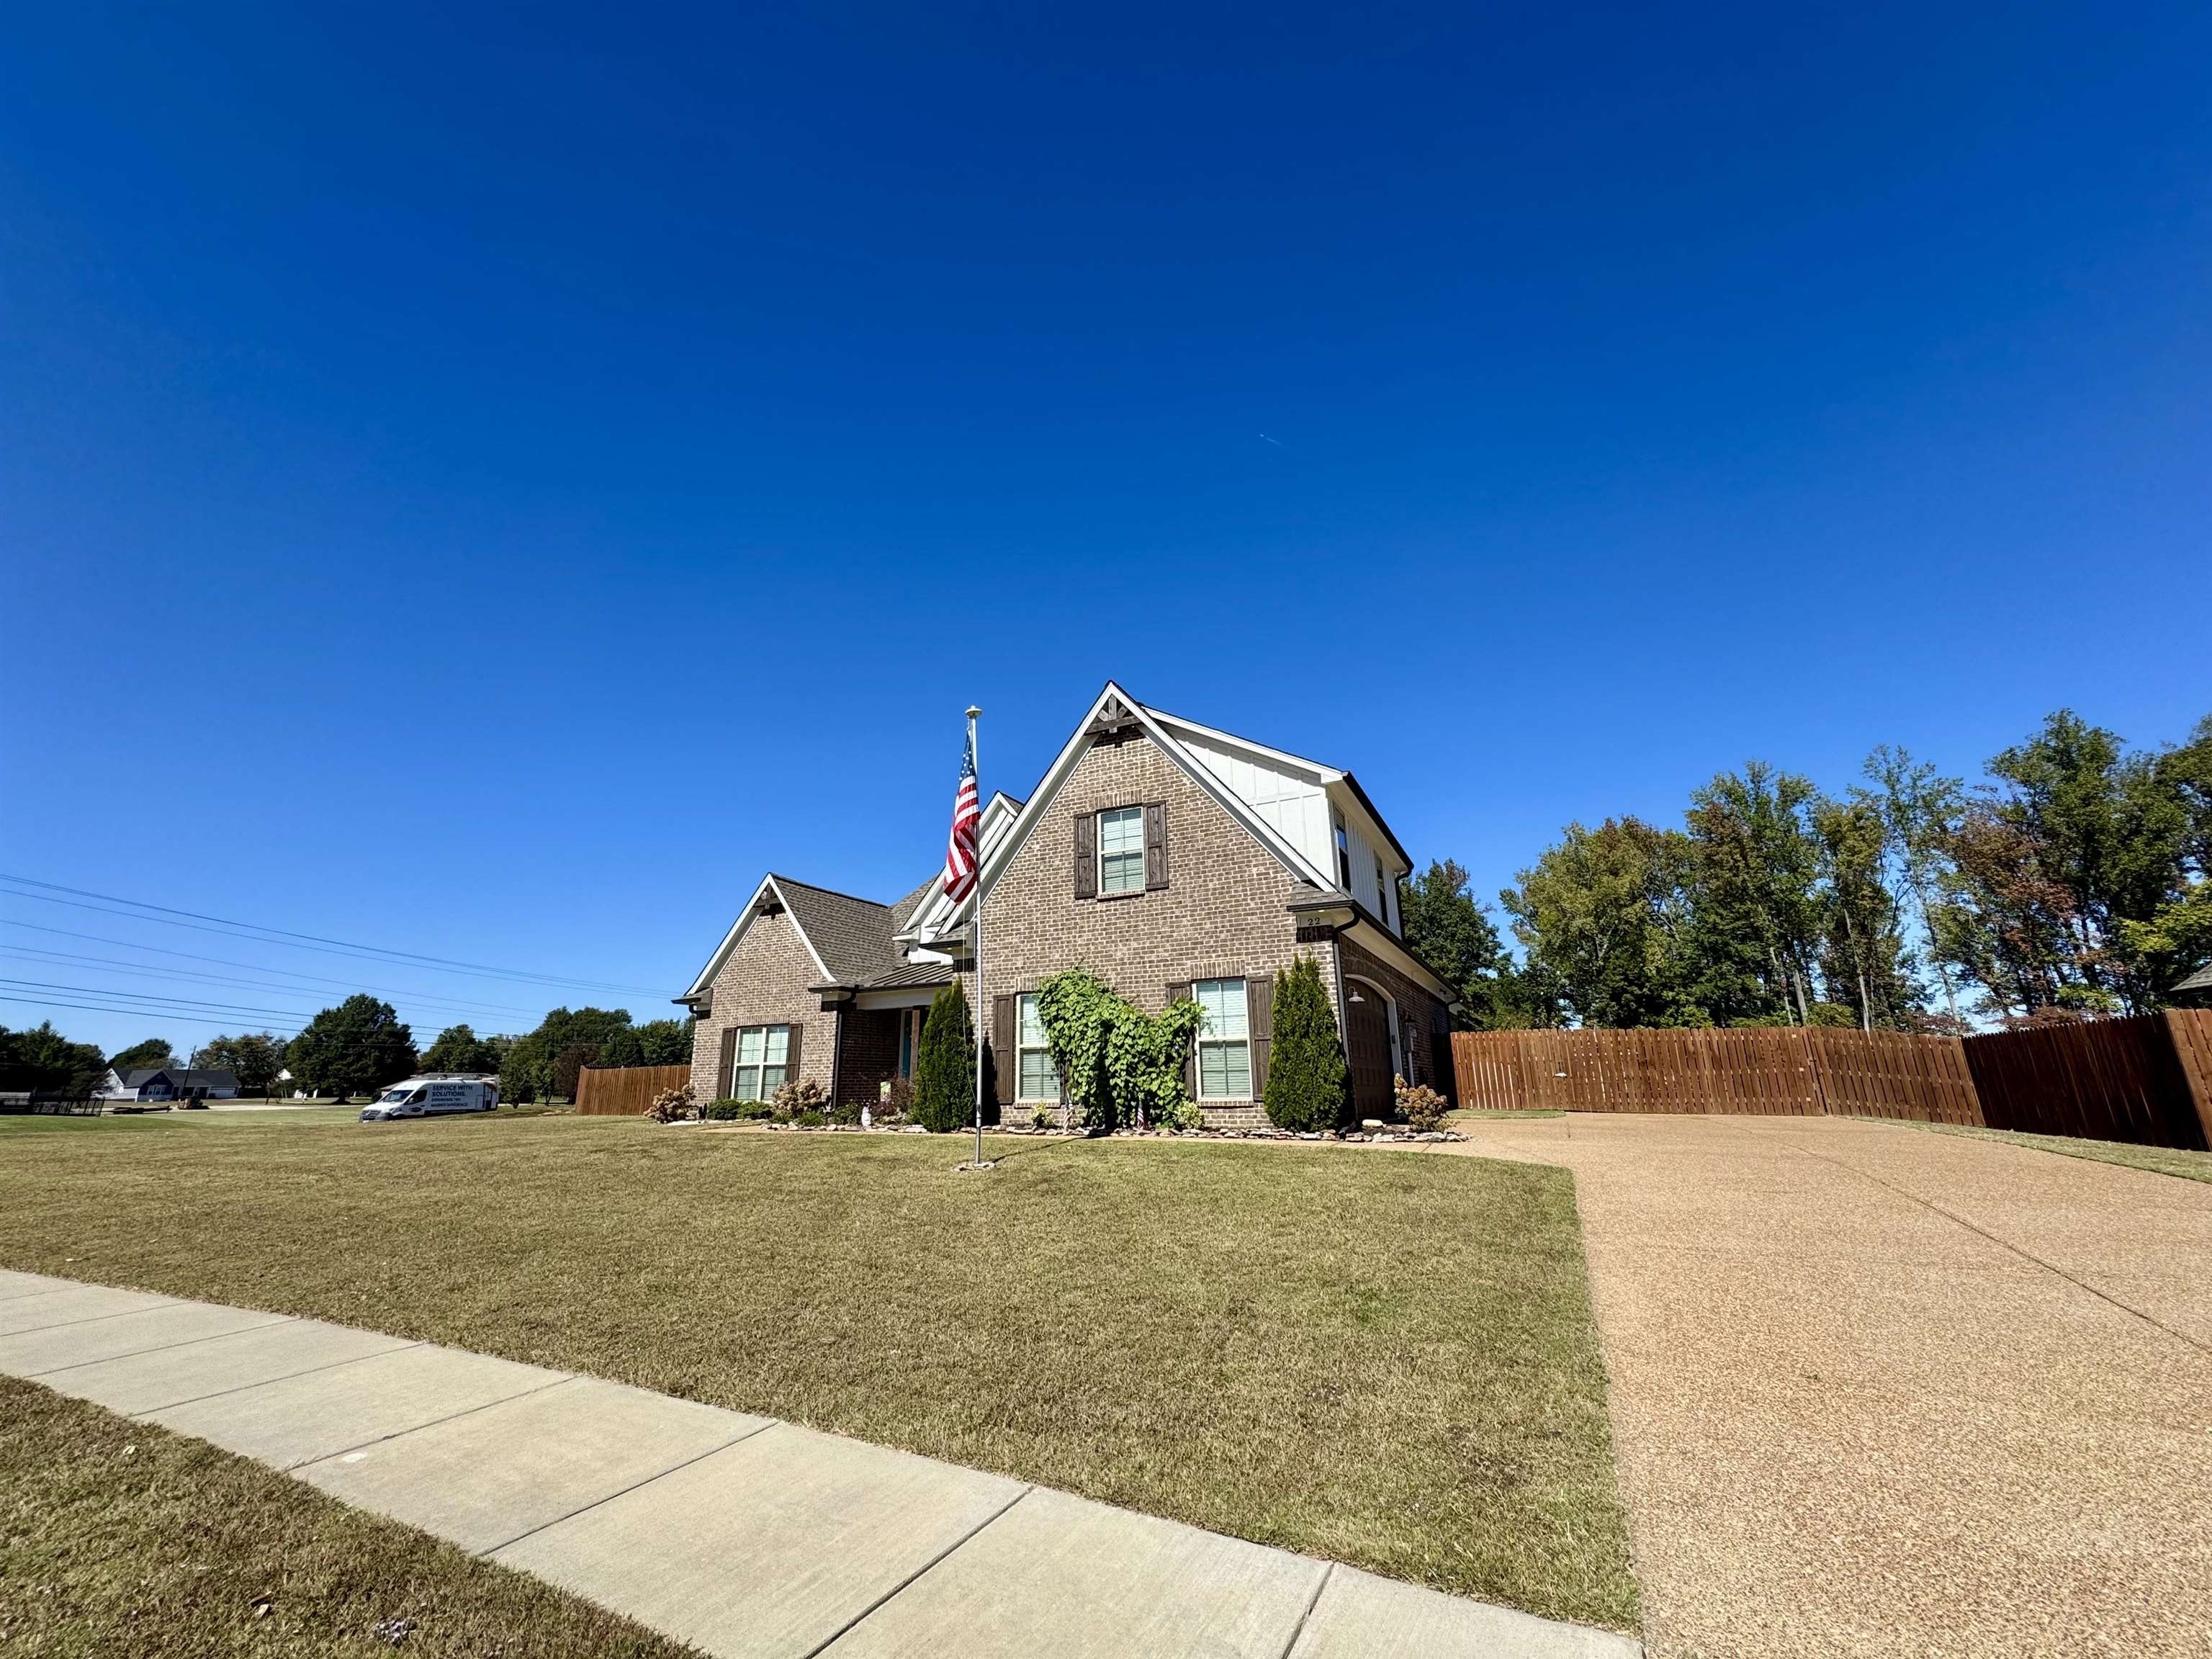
[{"left": 1344, "top": 981, "right": 1395, "bottom": 1119}]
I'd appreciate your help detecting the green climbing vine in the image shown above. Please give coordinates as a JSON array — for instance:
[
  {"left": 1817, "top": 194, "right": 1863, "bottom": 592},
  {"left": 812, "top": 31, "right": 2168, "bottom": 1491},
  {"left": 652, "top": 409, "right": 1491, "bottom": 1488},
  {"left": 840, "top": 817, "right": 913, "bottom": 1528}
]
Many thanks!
[{"left": 1033, "top": 968, "right": 1203, "bottom": 1133}]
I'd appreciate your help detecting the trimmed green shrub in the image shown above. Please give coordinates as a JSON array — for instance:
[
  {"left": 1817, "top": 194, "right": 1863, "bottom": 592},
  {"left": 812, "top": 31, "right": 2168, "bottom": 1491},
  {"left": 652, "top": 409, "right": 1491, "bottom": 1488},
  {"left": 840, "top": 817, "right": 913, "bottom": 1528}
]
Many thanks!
[
  {"left": 703, "top": 1099, "right": 746, "bottom": 1122},
  {"left": 793, "top": 1108, "right": 827, "bottom": 1128},
  {"left": 912, "top": 981, "right": 976, "bottom": 1133},
  {"left": 1263, "top": 954, "right": 1350, "bottom": 1132},
  {"left": 1161, "top": 1098, "right": 1205, "bottom": 1133},
  {"left": 830, "top": 1098, "right": 863, "bottom": 1126}
]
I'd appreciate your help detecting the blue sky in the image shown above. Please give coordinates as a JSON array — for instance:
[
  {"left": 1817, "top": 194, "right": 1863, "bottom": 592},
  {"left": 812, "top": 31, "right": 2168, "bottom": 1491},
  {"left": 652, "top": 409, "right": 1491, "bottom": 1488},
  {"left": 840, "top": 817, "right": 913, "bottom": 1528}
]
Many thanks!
[{"left": 4, "top": 2, "right": 2208, "bottom": 1057}]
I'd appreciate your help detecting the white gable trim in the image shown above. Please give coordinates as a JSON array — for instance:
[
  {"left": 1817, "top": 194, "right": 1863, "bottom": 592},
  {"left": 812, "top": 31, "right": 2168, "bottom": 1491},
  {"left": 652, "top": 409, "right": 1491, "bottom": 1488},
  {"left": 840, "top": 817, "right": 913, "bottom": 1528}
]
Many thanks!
[
  {"left": 1140, "top": 706, "right": 1341, "bottom": 785},
  {"left": 898, "top": 792, "right": 1026, "bottom": 943},
  {"left": 679, "top": 874, "right": 833, "bottom": 1002}
]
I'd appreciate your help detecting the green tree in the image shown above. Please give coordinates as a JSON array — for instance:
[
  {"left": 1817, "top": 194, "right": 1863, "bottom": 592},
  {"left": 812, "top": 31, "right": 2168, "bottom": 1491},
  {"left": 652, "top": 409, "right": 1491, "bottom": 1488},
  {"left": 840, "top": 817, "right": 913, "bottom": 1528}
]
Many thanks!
[
  {"left": 1686, "top": 763, "right": 1824, "bottom": 1025},
  {"left": 1859, "top": 745, "right": 1969, "bottom": 1028},
  {"left": 1401, "top": 859, "right": 1538, "bottom": 1029},
  {"left": 1809, "top": 796, "right": 1915, "bottom": 1030},
  {"left": 1938, "top": 710, "right": 2205, "bottom": 1018},
  {"left": 499, "top": 1007, "right": 637, "bottom": 1102},
  {"left": 421, "top": 1024, "right": 502, "bottom": 1074},
  {"left": 634, "top": 1017, "right": 696, "bottom": 1066},
  {"left": 1503, "top": 819, "right": 1705, "bottom": 1028},
  {"left": 0, "top": 1022, "right": 108, "bottom": 1094},
  {"left": 190, "top": 1032, "right": 287, "bottom": 1096},
  {"left": 107, "top": 1038, "right": 176, "bottom": 1071},
  {"left": 286, "top": 996, "right": 418, "bottom": 1100},
  {"left": 912, "top": 980, "right": 976, "bottom": 1133},
  {"left": 1262, "top": 954, "right": 1349, "bottom": 1132}
]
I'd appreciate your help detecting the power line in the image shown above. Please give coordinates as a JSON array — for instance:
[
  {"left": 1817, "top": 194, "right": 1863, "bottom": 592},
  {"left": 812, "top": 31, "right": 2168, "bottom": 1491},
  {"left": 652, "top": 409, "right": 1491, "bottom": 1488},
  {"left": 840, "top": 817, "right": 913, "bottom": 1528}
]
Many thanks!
[
  {"left": 0, "top": 977, "right": 320, "bottom": 1022},
  {"left": 0, "top": 876, "right": 670, "bottom": 998},
  {"left": 0, "top": 920, "right": 558, "bottom": 1015},
  {"left": 0, "top": 943, "right": 548, "bottom": 1025}
]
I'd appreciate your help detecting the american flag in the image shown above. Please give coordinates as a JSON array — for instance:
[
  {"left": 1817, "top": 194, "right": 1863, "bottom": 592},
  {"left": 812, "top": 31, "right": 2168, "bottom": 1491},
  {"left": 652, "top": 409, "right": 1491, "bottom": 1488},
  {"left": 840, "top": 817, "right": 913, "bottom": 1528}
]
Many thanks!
[{"left": 943, "top": 724, "right": 981, "bottom": 902}]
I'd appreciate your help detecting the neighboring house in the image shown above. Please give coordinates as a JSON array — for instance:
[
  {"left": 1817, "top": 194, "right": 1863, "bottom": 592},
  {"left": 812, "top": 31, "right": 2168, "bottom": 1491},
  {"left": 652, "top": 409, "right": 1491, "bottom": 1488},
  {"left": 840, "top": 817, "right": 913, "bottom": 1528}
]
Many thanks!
[
  {"left": 96, "top": 1067, "right": 240, "bottom": 1102},
  {"left": 2172, "top": 963, "right": 2212, "bottom": 1008},
  {"left": 678, "top": 683, "right": 1458, "bottom": 1128}
]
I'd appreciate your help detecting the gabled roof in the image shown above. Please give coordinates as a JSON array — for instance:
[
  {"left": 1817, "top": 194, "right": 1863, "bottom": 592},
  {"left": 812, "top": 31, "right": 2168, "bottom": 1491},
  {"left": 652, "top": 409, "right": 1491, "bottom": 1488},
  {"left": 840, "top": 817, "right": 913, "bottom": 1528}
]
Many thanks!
[
  {"left": 912, "top": 682, "right": 1341, "bottom": 935},
  {"left": 771, "top": 877, "right": 902, "bottom": 986},
  {"left": 2174, "top": 962, "right": 2212, "bottom": 995},
  {"left": 681, "top": 860, "right": 977, "bottom": 1005}
]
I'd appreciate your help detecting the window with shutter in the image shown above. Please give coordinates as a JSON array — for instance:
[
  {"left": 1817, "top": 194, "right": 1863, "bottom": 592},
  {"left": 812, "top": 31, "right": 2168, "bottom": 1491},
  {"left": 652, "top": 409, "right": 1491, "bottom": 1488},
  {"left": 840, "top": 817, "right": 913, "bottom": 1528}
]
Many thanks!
[
  {"left": 1015, "top": 994, "right": 1061, "bottom": 1102},
  {"left": 727, "top": 1025, "right": 793, "bottom": 1102},
  {"left": 1098, "top": 806, "right": 1145, "bottom": 894},
  {"left": 1195, "top": 980, "right": 1251, "bottom": 1100},
  {"left": 1246, "top": 974, "right": 1274, "bottom": 1100},
  {"left": 1074, "top": 813, "right": 1097, "bottom": 899}
]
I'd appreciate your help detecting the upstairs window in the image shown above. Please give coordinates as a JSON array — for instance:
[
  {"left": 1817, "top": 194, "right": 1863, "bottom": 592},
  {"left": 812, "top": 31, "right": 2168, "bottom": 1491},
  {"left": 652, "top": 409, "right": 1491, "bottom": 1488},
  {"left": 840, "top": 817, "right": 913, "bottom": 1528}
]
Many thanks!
[
  {"left": 1195, "top": 979, "right": 1251, "bottom": 1100},
  {"left": 1017, "top": 994, "right": 1061, "bottom": 1102},
  {"left": 1376, "top": 856, "right": 1390, "bottom": 922},
  {"left": 1099, "top": 806, "right": 1146, "bottom": 894},
  {"left": 731, "top": 1024, "right": 791, "bottom": 1102},
  {"left": 1334, "top": 811, "right": 1352, "bottom": 889}
]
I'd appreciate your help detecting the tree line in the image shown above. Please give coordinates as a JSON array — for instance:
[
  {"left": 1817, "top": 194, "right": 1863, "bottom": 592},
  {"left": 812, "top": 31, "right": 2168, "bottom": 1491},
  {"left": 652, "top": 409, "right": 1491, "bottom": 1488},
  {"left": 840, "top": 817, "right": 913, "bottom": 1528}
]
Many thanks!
[
  {"left": 0, "top": 1002, "right": 694, "bottom": 1101},
  {"left": 1403, "top": 708, "right": 2211, "bottom": 1033}
]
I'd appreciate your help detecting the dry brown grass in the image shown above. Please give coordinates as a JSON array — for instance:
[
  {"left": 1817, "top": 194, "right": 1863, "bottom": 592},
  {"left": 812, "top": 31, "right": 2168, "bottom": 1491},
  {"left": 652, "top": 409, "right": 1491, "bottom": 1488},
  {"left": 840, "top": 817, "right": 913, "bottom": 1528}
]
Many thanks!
[
  {"left": 0, "top": 1375, "right": 697, "bottom": 1658},
  {"left": 0, "top": 1112, "right": 1637, "bottom": 1630}
]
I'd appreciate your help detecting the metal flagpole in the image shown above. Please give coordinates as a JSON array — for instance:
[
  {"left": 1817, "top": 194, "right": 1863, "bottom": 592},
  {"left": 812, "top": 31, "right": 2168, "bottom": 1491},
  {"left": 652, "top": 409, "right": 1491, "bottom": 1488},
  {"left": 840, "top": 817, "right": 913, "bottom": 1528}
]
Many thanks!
[{"left": 967, "top": 705, "right": 985, "bottom": 1169}]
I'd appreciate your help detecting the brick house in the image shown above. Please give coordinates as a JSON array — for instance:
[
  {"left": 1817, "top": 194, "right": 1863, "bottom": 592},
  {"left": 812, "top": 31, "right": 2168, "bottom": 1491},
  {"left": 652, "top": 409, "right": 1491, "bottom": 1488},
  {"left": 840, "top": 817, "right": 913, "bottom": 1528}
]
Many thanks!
[{"left": 678, "top": 683, "right": 1459, "bottom": 1128}]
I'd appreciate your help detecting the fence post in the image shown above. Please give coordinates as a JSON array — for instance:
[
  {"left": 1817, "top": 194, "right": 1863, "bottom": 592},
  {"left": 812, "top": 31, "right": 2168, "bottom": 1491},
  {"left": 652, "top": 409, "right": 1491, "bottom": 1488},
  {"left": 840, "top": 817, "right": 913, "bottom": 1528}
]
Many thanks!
[{"left": 1797, "top": 1027, "right": 1833, "bottom": 1118}]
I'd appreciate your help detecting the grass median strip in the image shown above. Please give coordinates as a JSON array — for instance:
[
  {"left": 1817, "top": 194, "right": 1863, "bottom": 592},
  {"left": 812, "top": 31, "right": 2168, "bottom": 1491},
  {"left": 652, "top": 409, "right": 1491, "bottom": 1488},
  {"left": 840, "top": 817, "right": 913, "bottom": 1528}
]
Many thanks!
[
  {"left": 1915, "top": 1120, "right": 2212, "bottom": 1184},
  {"left": 0, "top": 1113, "right": 1637, "bottom": 1631},
  {"left": 0, "top": 1374, "right": 698, "bottom": 1658}
]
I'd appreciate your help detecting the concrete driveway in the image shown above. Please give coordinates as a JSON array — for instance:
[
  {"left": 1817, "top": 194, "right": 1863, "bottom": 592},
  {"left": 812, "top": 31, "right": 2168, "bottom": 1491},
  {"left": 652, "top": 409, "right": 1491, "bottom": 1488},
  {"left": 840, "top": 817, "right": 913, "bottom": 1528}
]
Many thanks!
[{"left": 1442, "top": 1115, "right": 2212, "bottom": 1659}]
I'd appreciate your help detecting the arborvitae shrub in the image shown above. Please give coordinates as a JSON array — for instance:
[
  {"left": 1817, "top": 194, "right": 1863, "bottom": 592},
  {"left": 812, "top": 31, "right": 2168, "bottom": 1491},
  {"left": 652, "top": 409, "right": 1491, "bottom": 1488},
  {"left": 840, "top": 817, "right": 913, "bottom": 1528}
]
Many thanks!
[{"left": 1262, "top": 953, "right": 1350, "bottom": 1132}]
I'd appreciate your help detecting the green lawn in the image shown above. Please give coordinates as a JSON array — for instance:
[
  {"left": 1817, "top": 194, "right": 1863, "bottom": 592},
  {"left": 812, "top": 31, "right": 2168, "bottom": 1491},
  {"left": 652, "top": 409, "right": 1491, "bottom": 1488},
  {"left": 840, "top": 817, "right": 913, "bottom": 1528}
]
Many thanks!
[
  {"left": 0, "top": 1112, "right": 1637, "bottom": 1632},
  {"left": 0, "top": 1375, "right": 696, "bottom": 1658},
  {"left": 1916, "top": 1120, "right": 2212, "bottom": 1184}
]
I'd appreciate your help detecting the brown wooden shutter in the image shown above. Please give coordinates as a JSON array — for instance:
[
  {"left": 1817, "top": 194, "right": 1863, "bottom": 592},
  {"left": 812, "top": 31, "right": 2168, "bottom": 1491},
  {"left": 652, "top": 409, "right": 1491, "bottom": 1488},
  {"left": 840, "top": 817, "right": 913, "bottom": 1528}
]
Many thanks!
[
  {"left": 993, "top": 994, "right": 1017, "bottom": 1106},
  {"left": 1144, "top": 802, "right": 1169, "bottom": 890},
  {"left": 783, "top": 1022, "right": 804, "bottom": 1084},
  {"left": 1167, "top": 982, "right": 1195, "bottom": 1100},
  {"left": 1074, "top": 812, "right": 1097, "bottom": 899},
  {"left": 717, "top": 1026, "right": 739, "bottom": 1100},
  {"left": 1246, "top": 975, "right": 1274, "bottom": 1102}
]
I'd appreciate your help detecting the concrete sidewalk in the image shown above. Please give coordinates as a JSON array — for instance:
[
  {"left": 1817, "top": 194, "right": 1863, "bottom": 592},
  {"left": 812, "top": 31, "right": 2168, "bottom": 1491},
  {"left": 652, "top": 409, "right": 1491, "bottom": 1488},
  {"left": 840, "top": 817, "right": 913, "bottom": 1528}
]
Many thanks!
[{"left": 0, "top": 1267, "right": 1634, "bottom": 1659}]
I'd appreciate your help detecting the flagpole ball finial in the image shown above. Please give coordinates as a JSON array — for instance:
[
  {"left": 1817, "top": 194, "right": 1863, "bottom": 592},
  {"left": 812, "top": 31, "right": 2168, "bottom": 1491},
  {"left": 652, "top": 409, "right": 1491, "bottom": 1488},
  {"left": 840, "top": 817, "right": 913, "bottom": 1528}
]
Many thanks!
[{"left": 966, "top": 705, "right": 982, "bottom": 719}]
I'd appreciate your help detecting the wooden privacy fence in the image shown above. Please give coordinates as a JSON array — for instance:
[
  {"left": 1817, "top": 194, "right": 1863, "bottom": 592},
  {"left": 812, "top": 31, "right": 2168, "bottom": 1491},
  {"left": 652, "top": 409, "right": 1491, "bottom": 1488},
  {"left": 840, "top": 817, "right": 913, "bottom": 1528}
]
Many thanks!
[
  {"left": 575, "top": 1064, "right": 691, "bottom": 1117},
  {"left": 1452, "top": 1013, "right": 2212, "bottom": 1148},
  {"left": 1962, "top": 1011, "right": 2212, "bottom": 1151},
  {"left": 1450, "top": 1027, "right": 1981, "bottom": 1124}
]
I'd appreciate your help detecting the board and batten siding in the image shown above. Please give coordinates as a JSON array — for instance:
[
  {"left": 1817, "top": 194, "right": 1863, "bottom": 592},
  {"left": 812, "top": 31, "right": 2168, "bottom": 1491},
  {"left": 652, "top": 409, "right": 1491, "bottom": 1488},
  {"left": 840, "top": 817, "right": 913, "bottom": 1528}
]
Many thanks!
[{"left": 1176, "top": 727, "right": 1401, "bottom": 933}]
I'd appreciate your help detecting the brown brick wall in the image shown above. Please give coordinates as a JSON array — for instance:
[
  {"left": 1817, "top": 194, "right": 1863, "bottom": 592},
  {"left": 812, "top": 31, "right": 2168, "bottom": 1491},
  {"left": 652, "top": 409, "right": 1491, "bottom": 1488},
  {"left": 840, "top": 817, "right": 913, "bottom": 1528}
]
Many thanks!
[
  {"left": 961, "top": 729, "right": 1339, "bottom": 1122},
  {"left": 1336, "top": 938, "right": 1451, "bottom": 1098},
  {"left": 687, "top": 909, "right": 833, "bottom": 1101},
  {"left": 835, "top": 1006, "right": 903, "bottom": 1112}
]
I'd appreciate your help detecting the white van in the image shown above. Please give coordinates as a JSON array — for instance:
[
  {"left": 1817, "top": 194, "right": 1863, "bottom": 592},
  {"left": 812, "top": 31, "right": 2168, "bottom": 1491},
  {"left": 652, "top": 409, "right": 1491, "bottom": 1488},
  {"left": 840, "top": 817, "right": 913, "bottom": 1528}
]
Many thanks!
[{"left": 359, "top": 1074, "right": 500, "bottom": 1122}]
